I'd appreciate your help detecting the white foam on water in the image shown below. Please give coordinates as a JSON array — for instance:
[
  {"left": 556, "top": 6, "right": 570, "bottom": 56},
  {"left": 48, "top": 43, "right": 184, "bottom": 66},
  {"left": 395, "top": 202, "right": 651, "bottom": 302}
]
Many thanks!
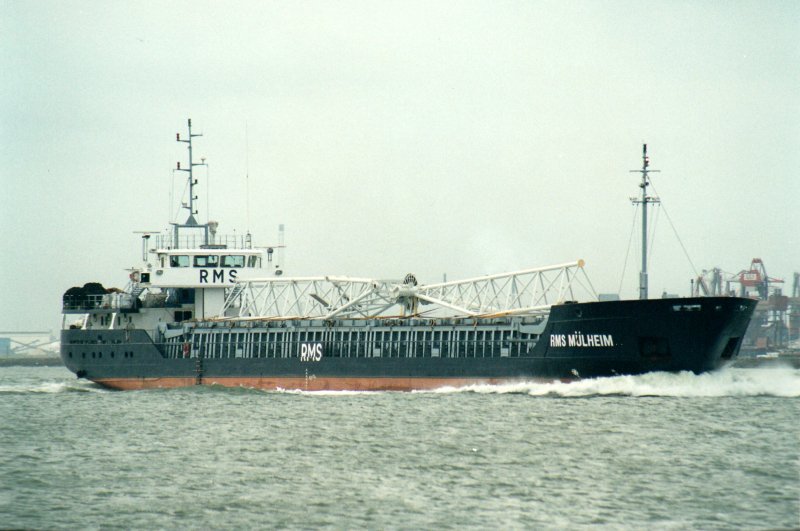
[
  {"left": 11, "top": 368, "right": 796, "bottom": 397},
  {"left": 273, "top": 388, "right": 381, "bottom": 396},
  {"left": 427, "top": 367, "right": 800, "bottom": 398},
  {"left": 0, "top": 379, "right": 106, "bottom": 394},
  {"left": 253, "top": 367, "right": 800, "bottom": 398}
]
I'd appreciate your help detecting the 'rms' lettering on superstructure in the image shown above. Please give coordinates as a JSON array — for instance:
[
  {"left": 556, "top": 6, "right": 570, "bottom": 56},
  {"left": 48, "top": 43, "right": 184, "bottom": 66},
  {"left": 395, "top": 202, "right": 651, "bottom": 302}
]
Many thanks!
[
  {"left": 550, "top": 333, "right": 614, "bottom": 347},
  {"left": 199, "top": 269, "right": 238, "bottom": 284}
]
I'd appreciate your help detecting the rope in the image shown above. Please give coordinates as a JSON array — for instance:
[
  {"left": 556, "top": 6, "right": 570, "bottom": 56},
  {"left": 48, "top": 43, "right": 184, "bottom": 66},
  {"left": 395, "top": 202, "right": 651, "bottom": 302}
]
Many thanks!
[
  {"left": 579, "top": 268, "right": 598, "bottom": 300},
  {"left": 648, "top": 180, "right": 699, "bottom": 278},
  {"left": 618, "top": 203, "right": 639, "bottom": 295},
  {"left": 647, "top": 203, "right": 660, "bottom": 268},
  {"left": 245, "top": 121, "right": 250, "bottom": 232},
  {"left": 170, "top": 168, "right": 175, "bottom": 224},
  {"left": 206, "top": 163, "right": 211, "bottom": 220}
]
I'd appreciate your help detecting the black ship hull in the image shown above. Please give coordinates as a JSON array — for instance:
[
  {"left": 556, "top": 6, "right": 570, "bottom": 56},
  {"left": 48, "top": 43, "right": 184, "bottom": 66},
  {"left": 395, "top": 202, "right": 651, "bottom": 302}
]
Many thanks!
[{"left": 60, "top": 296, "right": 757, "bottom": 391}]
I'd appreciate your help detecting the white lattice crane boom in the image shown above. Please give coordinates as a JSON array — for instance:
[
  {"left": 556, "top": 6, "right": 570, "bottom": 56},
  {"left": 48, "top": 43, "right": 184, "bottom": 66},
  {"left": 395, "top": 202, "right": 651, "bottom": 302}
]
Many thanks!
[{"left": 217, "top": 260, "right": 596, "bottom": 321}]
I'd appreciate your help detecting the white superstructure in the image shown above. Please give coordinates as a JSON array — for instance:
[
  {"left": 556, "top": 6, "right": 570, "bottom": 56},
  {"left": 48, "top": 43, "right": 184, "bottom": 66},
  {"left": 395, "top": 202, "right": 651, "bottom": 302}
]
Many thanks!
[{"left": 63, "top": 119, "right": 283, "bottom": 332}]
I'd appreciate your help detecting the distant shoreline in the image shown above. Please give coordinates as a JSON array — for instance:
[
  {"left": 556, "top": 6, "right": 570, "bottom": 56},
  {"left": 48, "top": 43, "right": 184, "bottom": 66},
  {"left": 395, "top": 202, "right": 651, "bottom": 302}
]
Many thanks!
[
  {"left": 733, "top": 352, "right": 800, "bottom": 369},
  {"left": 0, "top": 357, "right": 64, "bottom": 368}
]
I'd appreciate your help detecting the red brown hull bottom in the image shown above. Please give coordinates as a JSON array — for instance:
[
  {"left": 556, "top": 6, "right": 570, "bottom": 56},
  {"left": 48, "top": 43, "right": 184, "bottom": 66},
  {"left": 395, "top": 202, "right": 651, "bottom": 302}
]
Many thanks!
[{"left": 92, "top": 376, "right": 548, "bottom": 392}]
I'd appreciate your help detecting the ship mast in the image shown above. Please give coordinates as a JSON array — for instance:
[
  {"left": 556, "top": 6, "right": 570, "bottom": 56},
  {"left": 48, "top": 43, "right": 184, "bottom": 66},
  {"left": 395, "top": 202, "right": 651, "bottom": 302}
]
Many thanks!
[
  {"left": 173, "top": 118, "right": 209, "bottom": 247},
  {"left": 629, "top": 144, "right": 660, "bottom": 300}
]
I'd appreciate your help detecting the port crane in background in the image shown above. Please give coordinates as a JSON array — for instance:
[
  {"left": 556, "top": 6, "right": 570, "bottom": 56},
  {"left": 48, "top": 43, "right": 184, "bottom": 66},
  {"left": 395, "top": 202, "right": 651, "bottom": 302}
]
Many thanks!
[
  {"left": 792, "top": 273, "right": 800, "bottom": 344},
  {"left": 692, "top": 267, "right": 728, "bottom": 297},
  {"left": 693, "top": 258, "right": 784, "bottom": 299},
  {"left": 730, "top": 258, "right": 783, "bottom": 299},
  {"left": 693, "top": 258, "right": 797, "bottom": 352}
]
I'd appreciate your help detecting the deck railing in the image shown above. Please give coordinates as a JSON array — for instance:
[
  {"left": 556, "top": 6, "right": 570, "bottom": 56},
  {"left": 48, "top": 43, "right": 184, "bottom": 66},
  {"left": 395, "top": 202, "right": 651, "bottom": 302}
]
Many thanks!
[
  {"left": 62, "top": 293, "right": 135, "bottom": 311},
  {"left": 151, "top": 233, "right": 254, "bottom": 250}
]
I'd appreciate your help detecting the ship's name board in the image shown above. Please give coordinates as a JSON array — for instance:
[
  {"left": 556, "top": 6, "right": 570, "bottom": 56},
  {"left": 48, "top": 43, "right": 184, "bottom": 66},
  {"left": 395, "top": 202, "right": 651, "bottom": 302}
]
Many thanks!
[
  {"left": 199, "top": 269, "right": 238, "bottom": 284},
  {"left": 299, "top": 342, "right": 323, "bottom": 362},
  {"left": 550, "top": 333, "right": 614, "bottom": 348}
]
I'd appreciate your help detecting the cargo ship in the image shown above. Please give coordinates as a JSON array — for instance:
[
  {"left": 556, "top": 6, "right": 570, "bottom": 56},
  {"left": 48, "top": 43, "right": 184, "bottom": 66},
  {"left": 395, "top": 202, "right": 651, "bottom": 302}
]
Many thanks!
[{"left": 60, "top": 121, "right": 757, "bottom": 391}]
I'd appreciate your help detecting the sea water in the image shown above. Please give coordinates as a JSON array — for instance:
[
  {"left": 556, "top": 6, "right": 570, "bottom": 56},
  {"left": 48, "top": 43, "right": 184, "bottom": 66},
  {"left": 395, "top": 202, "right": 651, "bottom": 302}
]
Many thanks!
[{"left": 1, "top": 365, "right": 798, "bottom": 530}]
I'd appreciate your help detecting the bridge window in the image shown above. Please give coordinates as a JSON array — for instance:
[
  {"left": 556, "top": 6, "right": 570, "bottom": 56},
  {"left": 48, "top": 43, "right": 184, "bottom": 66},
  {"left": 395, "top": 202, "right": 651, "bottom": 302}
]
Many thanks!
[
  {"left": 221, "top": 255, "right": 245, "bottom": 268},
  {"left": 247, "top": 256, "right": 260, "bottom": 268},
  {"left": 170, "top": 255, "right": 190, "bottom": 267},
  {"left": 194, "top": 255, "right": 219, "bottom": 267}
]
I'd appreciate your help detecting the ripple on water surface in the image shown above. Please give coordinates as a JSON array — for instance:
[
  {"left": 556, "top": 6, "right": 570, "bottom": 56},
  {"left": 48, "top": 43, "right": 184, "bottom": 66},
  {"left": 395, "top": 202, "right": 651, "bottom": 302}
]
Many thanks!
[{"left": 0, "top": 365, "right": 798, "bottom": 529}]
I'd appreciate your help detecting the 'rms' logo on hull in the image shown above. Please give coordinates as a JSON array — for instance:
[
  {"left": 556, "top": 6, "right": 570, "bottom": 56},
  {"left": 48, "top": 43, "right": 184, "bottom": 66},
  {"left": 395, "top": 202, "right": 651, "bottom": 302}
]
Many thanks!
[{"left": 299, "top": 343, "right": 323, "bottom": 362}]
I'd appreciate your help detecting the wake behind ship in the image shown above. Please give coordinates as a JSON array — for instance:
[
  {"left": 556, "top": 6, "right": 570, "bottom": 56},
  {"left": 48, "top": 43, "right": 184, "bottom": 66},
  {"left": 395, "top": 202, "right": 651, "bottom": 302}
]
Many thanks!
[{"left": 60, "top": 121, "right": 756, "bottom": 391}]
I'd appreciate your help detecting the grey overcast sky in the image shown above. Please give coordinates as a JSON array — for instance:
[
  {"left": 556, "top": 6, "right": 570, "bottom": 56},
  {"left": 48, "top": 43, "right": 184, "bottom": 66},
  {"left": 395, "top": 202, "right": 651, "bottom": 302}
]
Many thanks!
[{"left": 1, "top": 1, "right": 798, "bottom": 331}]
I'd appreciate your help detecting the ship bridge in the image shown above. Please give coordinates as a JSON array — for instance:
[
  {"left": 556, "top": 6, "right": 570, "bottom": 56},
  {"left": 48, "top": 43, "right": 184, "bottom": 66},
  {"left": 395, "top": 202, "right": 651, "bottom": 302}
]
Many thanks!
[
  {"left": 123, "top": 235, "right": 277, "bottom": 320},
  {"left": 217, "top": 260, "right": 596, "bottom": 321},
  {"left": 140, "top": 246, "right": 267, "bottom": 289}
]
